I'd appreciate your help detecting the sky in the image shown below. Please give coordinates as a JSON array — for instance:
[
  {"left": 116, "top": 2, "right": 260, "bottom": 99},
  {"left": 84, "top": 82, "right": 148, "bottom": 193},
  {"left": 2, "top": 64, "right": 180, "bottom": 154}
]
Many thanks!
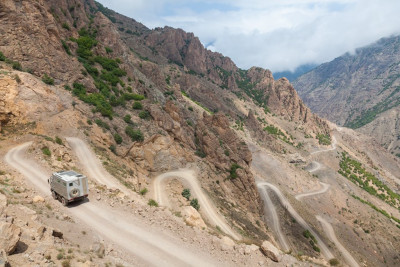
[{"left": 96, "top": 0, "right": 400, "bottom": 72}]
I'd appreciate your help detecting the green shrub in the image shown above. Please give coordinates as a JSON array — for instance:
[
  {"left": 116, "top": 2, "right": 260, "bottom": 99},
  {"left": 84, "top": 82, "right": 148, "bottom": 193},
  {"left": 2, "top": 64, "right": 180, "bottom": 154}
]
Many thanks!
[
  {"left": 12, "top": 61, "right": 22, "bottom": 70},
  {"left": 148, "top": 199, "right": 158, "bottom": 207},
  {"left": 139, "top": 110, "right": 150, "bottom": 120},
  {"left": 123, "top": 93, "right": 145, "bottom": 101},
  {"left": 229, "top": 163, "right": 241, "bottom": 179},
  {"left": 62, "top": 22, "right": 70, "bottom": 30},
  {"left": 190, "top": 198, "right": 200, "bottom": 210},
  {"left": 113, "top": 133, "right": 122, "bottom": 144},
  {"left": 61, "top": 40, "right": 71, "bottom": 55},
  {"left": 125, "top": 126, "right": 144, "bottom": 142},
  {"left": 195, "top": 149, "right": 206, "bottom": 158},
  {"left": 182, "top": 189, "right": 191, "bottom": 200},
  {"left": 132, "top": 101, "right": 143, "bottom": 110},
  {"left": 123, "top": 114, "right": 132, "bottom": 124},
  {"left": 95, "top": 119, "right": 110, "bottom": 130},
  {"left": 55, "top": 136, "right": 63, "bottom": 145},
  {"left": 109, "top": 144, "right": 116, "bottom": 154},
  {"left": 188, "top": 106, "right": 193, "bottom": 111},
  {"left": 329, "top": 259, "right": 339, "bottom": 266},
  {"left": 42, "top": 147, "right": 51, "bottom": 156},
  {"left": 42, "top": 74, "right": 54, "bottom": 85},
  {"left": 105, "top": 47, "right": 113, "bottom": 54},
  {"left": 140, "top": 188, "right": 148, "bottom": 195},
  {"left": 0, "top": 51, "right": 6, "bottom": 61},
  {"left": 56, "top": 253, "right": 63, "bottom": 260},
  {"left": 61, "top": 260, "right": 70, "bottom": 267}
]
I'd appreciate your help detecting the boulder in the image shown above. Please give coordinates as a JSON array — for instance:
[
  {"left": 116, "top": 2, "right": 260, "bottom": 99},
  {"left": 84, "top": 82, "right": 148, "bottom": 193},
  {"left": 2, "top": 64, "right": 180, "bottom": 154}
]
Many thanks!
[
  {"left": 32, "top": 195, "right": 44, "bottom": 203},
  {"left": 220, "top": 236, "right": 235, "bottom": 251},
  {"left": 0, "top": 222, "right": 21, "bottom": 255},
  {"left": 260, "top": 241, "right": 281, "bottom": 262},
  {"left": 182, "top": 206, "right": 206, "bottom": 229}
]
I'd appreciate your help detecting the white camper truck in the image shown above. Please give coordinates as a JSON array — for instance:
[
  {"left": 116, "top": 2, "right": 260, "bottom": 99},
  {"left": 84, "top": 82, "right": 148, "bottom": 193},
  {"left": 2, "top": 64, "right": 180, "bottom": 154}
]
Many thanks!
[{"left": 48, "top": 170, "right": 89, "bottom": 206}]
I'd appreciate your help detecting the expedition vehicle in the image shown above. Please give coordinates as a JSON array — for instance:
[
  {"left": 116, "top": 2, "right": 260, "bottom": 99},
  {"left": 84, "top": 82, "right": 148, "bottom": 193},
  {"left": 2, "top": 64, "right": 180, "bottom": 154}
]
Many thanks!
[{"left": 48, "top": 170, "right": 88, "bottom": 206}]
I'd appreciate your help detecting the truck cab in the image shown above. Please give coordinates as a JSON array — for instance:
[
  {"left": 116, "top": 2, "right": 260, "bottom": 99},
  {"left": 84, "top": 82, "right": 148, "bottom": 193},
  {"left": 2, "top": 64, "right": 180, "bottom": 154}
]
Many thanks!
[{"left": 48, "top": 170, "right": 89, "bottom": 206}]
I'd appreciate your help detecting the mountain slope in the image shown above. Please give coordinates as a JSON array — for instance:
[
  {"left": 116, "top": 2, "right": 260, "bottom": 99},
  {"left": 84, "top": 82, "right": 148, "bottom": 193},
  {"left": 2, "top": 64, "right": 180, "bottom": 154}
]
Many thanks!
[
  {"left": 294, "top": 35, "right": 400, "bottom": 128},
  {"left": 294, "top": 35, "right": 400, "bottom": 156},
  {"left": 2, "top": 1, "right": 400, "bottom": 266}
]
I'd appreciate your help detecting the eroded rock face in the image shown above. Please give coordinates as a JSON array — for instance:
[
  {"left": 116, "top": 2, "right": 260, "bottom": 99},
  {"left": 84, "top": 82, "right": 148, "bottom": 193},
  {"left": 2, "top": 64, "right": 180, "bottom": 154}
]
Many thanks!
[
  {"left": 0, "top": 0, "right": 85, "bottom": 82},
  {"left": 0, "top": 71, "right": 64, "bottom": 130},
  {"left": 196, "top": 112, "right": 262, "bottom": 214}
]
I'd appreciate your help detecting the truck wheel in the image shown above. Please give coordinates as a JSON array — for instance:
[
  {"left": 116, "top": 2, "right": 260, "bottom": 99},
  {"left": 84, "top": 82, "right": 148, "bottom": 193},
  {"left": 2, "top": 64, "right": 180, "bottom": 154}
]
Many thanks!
[
  {"left": 51, "top": 191, "right": 57, "bottom": 200},
  {"left": 61, "top": 197, "right": 68, "bottom": 206}
]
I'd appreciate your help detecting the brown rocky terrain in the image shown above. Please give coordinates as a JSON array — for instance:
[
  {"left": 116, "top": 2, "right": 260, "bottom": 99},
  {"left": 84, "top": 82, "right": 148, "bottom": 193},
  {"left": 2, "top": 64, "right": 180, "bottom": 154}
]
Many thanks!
[{"left": 1, "top": 0, "right": 400, "bottom": 266}]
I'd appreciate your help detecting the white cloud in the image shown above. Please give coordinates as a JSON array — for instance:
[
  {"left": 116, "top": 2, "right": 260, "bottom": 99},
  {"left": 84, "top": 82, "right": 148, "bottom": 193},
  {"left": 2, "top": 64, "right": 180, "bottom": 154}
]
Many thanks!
[{"left": 96, "top": 0, "right": 400, "bottom": 72}]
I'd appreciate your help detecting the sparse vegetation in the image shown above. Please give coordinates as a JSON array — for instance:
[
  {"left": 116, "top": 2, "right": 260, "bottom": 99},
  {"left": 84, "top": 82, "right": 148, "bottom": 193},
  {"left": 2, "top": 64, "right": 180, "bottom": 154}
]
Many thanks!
[
  {"left": 55, "top": 136, "right": 63, "bottom": 145},
  {"left": 113, "top": 133, "right": 123, "bottom": 144},
  {"left": 62, "top": 22, "right": 70, "bottom": 30},
  {"left": 316, "top": 133, "right": 331, "bottom": 145},
  {"left": 139, "top": 110, "right": 151, "bottom": 120},
  {"left": 229, "top": 163, "right": 242, "bottom": 179},
  {"left": 148, "top": 199, "right": 158, "bottom": 207},
  {"left": 182, "top": 188, "right": 191, "bottom": 200},
  {"left": 139, "top": 188, "right": 148, "bottom": 195},
  {"left": 61, "top": 40, "right": 71, "bottom": 55},
  {"left": 190, "top": 198, "right": 200, "bottom": 210},
  {"left": 0, "top": 51, "right": 5, "bottom": 61},
  {"left": 42, "top": 146, "right": 51, "bottom": 156},
  {"left": 132, "top": 101, "right": 143, "bottom": 110},
  {"left": 95, "top": 119, "right": 110, "bottom": 130},
  {"left": 123, "top": 114, "right": 132, "bottom": 124},
  {"left": 329, "top": 258, "right": 340, "bottom": 266},
  {"left": 125, "top": 126, "right": 144, "bottom": 142},
  {"left": 12, "top": 61, "right": 22, "bottom": 70}
]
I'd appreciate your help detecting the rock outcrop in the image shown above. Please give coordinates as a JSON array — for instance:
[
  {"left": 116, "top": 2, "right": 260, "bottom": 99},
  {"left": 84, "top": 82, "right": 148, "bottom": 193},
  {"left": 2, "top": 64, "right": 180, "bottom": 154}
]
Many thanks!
[
  {"left": 260, "top": 241, "right": 282, "bottom": 262},
  {"left": 0, "top": 221, "right": 21, "bottom": 255}
]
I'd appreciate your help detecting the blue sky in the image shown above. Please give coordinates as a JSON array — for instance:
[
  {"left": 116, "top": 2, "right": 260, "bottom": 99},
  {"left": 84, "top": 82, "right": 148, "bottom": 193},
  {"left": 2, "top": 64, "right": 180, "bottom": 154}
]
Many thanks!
[{"left": 96, "top": 0, "right": 400, "bottom": 72}]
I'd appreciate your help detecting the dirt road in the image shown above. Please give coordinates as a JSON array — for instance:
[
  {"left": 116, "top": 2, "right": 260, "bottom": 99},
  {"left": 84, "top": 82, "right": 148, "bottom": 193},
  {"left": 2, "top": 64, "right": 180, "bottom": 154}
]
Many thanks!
[
  {"left": 5, "top": 142, "right": 219, "bottom": 267},
  {"left": 153, "top": 170, "right": 241, "bottom": 241},
  {"left": 316, "top": 216, "right": 359, "bottom": 267},
  {"left": 257, "top": 182, "right": 334, "bottom": 260},
  {"left": 66, "top": 137, "right": 130, "bottom": 195},
  {"left": 295, "top": 182, "right": 330, "bottom": 201},
  {"left": 257, "top": 182, "right": 290, "bottom": 251},
  {"left": 307, "top": 161, "right": 322, "bottom": 173}
]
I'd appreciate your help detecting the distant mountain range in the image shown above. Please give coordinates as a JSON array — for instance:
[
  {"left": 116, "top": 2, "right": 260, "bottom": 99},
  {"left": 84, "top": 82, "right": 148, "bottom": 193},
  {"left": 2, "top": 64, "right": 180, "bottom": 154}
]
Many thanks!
[{"left": 294, "top": 35, "right": 400, "bottom": 156}]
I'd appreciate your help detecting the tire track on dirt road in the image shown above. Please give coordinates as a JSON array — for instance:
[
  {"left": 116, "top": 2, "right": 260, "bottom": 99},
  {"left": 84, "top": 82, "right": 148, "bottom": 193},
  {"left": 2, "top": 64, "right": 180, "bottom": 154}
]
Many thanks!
[{"left": 153, "top": 170, "right": 241, "bottom": 241}]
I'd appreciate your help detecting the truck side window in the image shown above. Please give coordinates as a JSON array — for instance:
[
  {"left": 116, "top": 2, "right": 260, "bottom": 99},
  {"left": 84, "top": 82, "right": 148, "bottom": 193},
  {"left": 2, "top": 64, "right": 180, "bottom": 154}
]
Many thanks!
[{"left": 69, "top": 183, "right": 73, "bottom": 186}]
